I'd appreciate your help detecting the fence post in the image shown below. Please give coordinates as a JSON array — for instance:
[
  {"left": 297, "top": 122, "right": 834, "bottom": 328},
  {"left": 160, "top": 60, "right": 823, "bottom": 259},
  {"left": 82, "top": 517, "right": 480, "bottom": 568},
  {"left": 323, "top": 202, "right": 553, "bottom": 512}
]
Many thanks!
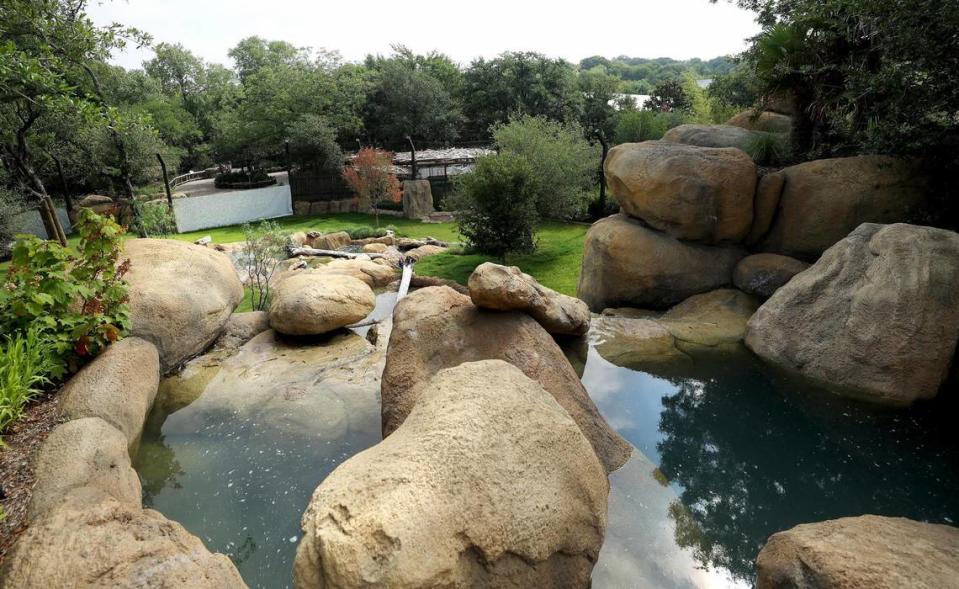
[
  {"left": 406, "top": 135, "right": 417, "bottom": 180},
  {"left": 156, "top": 153, "right": 174, "bottom": 211}
]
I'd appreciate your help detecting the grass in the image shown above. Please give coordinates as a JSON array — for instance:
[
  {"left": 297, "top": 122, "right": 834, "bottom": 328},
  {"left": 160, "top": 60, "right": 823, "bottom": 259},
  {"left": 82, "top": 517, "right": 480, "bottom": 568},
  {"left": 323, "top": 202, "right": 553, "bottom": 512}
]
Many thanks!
[
  {"left": 0, "top": 328, "right": 58, "bottom": 436},
  {"left": 2, "top": 213, "right": 588, "bottom": 297}
]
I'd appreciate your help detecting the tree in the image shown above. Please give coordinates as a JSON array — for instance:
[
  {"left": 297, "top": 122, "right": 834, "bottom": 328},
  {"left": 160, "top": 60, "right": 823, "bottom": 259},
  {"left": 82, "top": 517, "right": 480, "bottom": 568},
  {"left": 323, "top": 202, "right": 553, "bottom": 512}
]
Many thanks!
[
  {"left": 286, "top": 114, "right": 344, "bottom": 175},
  {"left": 578, "top": 69, "right": 622, "bottom": 139},
  {"left": 451, "top": 153, "right": 540, "bottom": 260},
  {"left": 342, "top": 148, "right": 400, "bottom": 228},
  {"left": 228, "top": 36, "right": 305, "bottom": 82},
  {"left": 646, "top": 79, "right": 691, "bottom": 113},
  {"left": 461, "top": 52, "right": 583, "bottom": 139},
  {"left": 491, "top": 115, "right": 598, "bottom": 220}
]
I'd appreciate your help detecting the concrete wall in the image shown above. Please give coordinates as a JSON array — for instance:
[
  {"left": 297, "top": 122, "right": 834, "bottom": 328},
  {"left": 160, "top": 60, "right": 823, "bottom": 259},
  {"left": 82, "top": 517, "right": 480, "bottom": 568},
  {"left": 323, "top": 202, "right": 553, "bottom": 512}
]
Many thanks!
[
  {"left": 13, "top": 207, "right": 73, "bottom": 238},
  {"left": 173, "top": 184, "right": 293, "bottom": 233}
]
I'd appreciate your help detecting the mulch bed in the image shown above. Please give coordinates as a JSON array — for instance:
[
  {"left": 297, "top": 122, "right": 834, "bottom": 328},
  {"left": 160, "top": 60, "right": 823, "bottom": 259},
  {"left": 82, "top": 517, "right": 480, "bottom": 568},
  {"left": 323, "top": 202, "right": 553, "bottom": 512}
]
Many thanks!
[{"left": 0, "top": 392, "right": 63, "bottom": 566}]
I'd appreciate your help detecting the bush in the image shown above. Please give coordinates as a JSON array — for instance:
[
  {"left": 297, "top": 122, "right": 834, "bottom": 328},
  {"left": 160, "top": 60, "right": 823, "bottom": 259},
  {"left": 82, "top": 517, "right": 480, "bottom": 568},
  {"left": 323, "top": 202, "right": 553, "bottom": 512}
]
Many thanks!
[
  {"left": 342, "top": 148, "right": 401, "bottom": 229},
  {"left": 137, "top": 201, "right": 178, "bottom": 237},
  {"left": 0, "top": 208, "right": 130, "bottom": 376},
  {"left": 242, "top": 221, "right": 287, "bottom": 312},
  {"left": 287, "top": 114, "right": 344, "bottom": 175},
  {"left": 0, "top": 326, "right": 59, "bottom": 435},
  {"left": 745, "top": 132, "right": 792, "bottom": 167},
  {"left": 491, "top": 115, "right": 598, "bottom": 220},
  {"left": 450, "top": 152, "right": 540, "bottom": 260},
  {"left": 613, "top": 110, "right": 687, "bottom": 144},
  {"left": 346, "top": 225, "right": 398, "bottom": 240}
]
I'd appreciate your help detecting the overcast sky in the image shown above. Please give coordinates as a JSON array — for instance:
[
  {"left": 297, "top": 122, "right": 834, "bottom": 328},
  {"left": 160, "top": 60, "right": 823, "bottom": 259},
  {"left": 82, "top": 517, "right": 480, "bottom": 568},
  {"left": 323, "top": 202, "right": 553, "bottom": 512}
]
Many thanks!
[{"left": 88, "top": 0, "right": 761, "bottom": 70}]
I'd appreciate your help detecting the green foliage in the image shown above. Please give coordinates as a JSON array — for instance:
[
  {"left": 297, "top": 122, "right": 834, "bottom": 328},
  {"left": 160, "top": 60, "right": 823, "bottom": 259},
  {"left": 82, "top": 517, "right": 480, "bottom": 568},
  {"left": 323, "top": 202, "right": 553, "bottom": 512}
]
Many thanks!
[
  {"left": 647, "top": 79, "right": 691, "bottom": 113},
  {"left": 286, "top": 114, "right": 344, "bottom": 174},
  {"left": 137, "top": 201, "right": 178, "bottom": 237},
  {"left": 241, "top": 221, "right": 287, "bottom": 311},
  {"left": 346, "top": 225, "right": 397, "bottom": 240},
  {"left": 578, "top": 69, "right": 622, "bottom": 138},
  {"left": 578, "top": 55, "right": 736, "bottom": 93},
  {"left": 745, "top": 132, "right": 793, "bottom": 166},
  {"left": 450, "top": 153, "right": 540, "bottom": 260},
  {"left": 707, "top": 63, "right": 760, "bottom": 110},
  {"left": 492, "top": 115, "right": 599, "bottom": 220},
  {"left": 614, "top": 110, "right": 688, "bottom": 144},
  {"left": 0, "top": 208, "right": 130, "bottom": 376},
  {"left": 0, "top": 326, "right": 59, "bottom": 435}
]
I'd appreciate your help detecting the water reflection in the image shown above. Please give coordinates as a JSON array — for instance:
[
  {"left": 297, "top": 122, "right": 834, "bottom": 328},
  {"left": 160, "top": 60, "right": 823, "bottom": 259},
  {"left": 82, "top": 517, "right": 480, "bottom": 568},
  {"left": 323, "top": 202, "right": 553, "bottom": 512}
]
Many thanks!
[{"left": 585, "top": 346, "right": 959, "bottom": 585}]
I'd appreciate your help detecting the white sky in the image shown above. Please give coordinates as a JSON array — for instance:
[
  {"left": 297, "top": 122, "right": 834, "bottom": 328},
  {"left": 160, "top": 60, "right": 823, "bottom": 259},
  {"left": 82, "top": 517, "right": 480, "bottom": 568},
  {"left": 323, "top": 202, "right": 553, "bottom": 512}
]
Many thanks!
[{"left": 88, "top": 0, "right": 761, "bottom": 70}]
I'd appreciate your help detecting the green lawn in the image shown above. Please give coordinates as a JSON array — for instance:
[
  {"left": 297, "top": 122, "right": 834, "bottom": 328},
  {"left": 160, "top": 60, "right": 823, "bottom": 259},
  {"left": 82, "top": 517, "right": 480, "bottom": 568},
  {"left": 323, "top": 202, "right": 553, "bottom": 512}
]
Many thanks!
[{"left": 3, "top": 213, "right": 589, "bottom": 297}]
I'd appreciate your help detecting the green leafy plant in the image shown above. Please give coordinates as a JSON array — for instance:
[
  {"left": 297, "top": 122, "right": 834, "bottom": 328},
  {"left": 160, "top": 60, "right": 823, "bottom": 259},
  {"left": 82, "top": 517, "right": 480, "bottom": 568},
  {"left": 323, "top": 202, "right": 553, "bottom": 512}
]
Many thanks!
[
  {"left": 0, "top": 208, "right": 130, "bottom": 376},
  {"left": 242, "top": 221, "right": 287, "bottom": 311},
  {"left": 613, "top": 110, "right": 688, "bottom": 144},
  {"left": 745, "top": 132, "right": 792, "bottom": 166},
  {"left": 137, "top": 201, "right": 178, "bottom": 237},
  {"left": 0, "top": 326, "right": 59, "bottom": 435}
]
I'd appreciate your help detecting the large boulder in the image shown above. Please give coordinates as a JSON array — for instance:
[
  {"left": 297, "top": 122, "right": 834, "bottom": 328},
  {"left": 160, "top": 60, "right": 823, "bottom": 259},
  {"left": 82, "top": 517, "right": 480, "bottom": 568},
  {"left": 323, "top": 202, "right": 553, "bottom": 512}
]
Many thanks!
[
  {"left": 756, "top": 515, "right": 959, "bottom": 589},
  {"left": 658, "top": 288, "right": 759, "bottom": 350},
  {"left": 210, "top": 310, "right": 270, "bottom": 353},
  {"left": 27, "top": 418, "right": 141, "bottom": 521},
  {"left": 746, "top": 171, "right": 785, "bottom": 245},
  {"left": 733, "top": 253, "right": 809, "bottom": 299},
  {"left": 746, "top": 223, "right": 959, "bottom": 405},
  {"left": 577, "top": 214, "right": 745, "bottom": 311},
  {"left": 605, "top": 141, "right": 757, "bottom": 243},
  {"left": 0, "top": 494, "right": 247, "bottom": 589},
  {"left": 294, "top": 360, "right": 609, "bottom": 589},
  {"left": 59, "top": 337, "right": 160, "bottom": 449},
  {"left": 760, "top": 156, "right": 928, "bottom": 259},
  {"left": 401, "top": 179, "right": 434, "bottom": 219},
  {"left": 382, "top": 286, "right": 631, "bottom": 473},
  {"left": 269, "top": 273, "right": 374, "bottom": 336},
  {"left": 663, "top": 123, "right": 766, "bottom": 153},
  {"left": 124, "top": 239, "right": 244, "bottom": 371},
  {"left": 311, "top": 259, "right": 396, "bottom": 289},
  {"left": 726, "top": 110, "right": 792, "bottom": 134},
  {"left": 468, "top": 262, "right": 590, "bottom": 336},
  {"left": 307, "top": 230, "right": 351, "bottom": 251}
]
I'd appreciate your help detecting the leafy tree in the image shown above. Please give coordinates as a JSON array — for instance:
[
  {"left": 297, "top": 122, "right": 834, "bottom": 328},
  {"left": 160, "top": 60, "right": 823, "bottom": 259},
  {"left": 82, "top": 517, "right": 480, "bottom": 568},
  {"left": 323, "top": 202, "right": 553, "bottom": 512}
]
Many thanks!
[
  {"left": 647, "top": 79, "right": 691, "bottom": 113},
  {"left": 461, "top": 52, "right": 583, "bottom": 139},
  {"left": 450, "top": 152, "right": 540, "bottom": 260},
  {"left": 491, "top": 115, "right": 598, "bottom": 220},
  {"left": 707, "top": 63, "right": 759, "bottom": 111},
  {"left": 578, "top": 69, "right": 622, "bottom": 138},
  {"left": 342, "top": 148, "right": 400, "bottom": 228},
  {"left": 241, "top": 220, "right": 287, "bottom": 311},
  {"left": 229, "top": 36, "right": 305, "bottom": 82},
  {"left": 286, "top": 114, "right": 344, "bottom": 174}
]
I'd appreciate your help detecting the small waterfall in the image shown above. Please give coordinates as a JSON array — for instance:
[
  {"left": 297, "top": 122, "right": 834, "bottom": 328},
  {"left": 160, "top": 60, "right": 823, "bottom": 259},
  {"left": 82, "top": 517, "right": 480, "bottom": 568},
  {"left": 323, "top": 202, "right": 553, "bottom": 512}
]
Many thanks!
[{"left": 397, "top": 261, "right": 414, "bottom": 301}]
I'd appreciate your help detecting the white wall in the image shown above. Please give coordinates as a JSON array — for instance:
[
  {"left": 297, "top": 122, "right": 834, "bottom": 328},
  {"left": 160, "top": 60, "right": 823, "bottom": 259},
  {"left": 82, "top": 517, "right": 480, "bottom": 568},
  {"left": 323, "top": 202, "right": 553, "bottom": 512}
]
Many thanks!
[{"left": 173, "top": 184, "right": 293, "bottom": 233}]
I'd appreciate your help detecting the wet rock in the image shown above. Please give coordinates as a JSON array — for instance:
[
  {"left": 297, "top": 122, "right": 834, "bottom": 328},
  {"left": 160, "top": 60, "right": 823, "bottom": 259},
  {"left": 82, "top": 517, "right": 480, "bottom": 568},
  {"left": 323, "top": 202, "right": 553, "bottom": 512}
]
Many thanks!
[
  {"left": 468, "top": 262, "right": 590, "bottom": 336},
  {"left": 383, "top": 286, "right": 631, "bottom": 473},
  {"left": 733, "top": 253, "right": 809, "bottom": 299},
  {"left": 401, "top": 179, "right": 434, "bottom": 219},
  {"left": 269, "top": 273, "right": 375, "bottom": 336},
  {"left": 756, "top": 515, "right": 959, "bottom": 589},
  {"left": 657, "top": 288, "right": 759, "bottom": 350},
  {"left": 27, "top": 418, "right": 141, "bottom": 521},
  {"left": 0, "top": 494, "right": 247, "bottom": 589},
  {"left": 605, "top": 141, "right": 757, "bottom": 243},
  {"left": 124, "top": 238, "right": 244, "bottom": 371},
  {"left": 726, "top": 110, "right": 792, "bottom": 134},
  {"left": 577, "top": 214, "right": 745, "bottom": 311},
  {"left": 60, "top": 337, "right": 160, "bottom": 449},
  {"left": 746, "top": 223, "right": 959, "bottom": 405},
  {"left": 592, "top": 316, "right": 688, "bottom": 368},
  {"left": 294, "top": 360, "right": 608, "bottom": 589},
  {"left": 760, "top": 156, "right": 928, "bottom": 259}
]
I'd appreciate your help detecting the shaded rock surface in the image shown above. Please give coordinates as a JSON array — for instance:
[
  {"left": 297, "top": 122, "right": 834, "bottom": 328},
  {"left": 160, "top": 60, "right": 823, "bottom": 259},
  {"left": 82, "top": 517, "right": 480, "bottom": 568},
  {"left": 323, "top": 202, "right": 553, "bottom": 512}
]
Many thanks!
[
  {"left": 605, "top": 141, "right": 756, "bottom": 243},
  {"left": 760, "top": 156, "right": 927, "bottom": 259},
  {"left": 402, "top": 179, "right": 434, "bottom": 219},
  {"left": 726, "top": 110, "right": 792, "bottom": 134},
  {"left": 468, "top": 262, "right": 590, "bottom": 336},
  {"left": 269, "top": 273, "right": 375, "bottom": 336},
  {"left": 746, "top": 223, "right": 959, "bottom": 405},
  {"left": 211, "top": 311, "right": 270, "bottom": 353},
  {"left": 577, "top": 214, "right": 745, "bottom": 311},
  {"left": 294, "top": 360, "right": 608, "bottom": 589},
  {"left": 59, "top": 337, "right": 160, "bottom": 449},
  {"left": 663, "top": 123, "right": 767, "bottom": 154},
  {"left": 747, "top": 172, "right": 785, "bottom": 245},
  {"left": 756, "top": 515, "right": 959, "bottom": 589},
  {"left": 306, "top": 231, "right": 351, "bottom": 251},
  {"left": 734, "top": 253, "right": 809, "bottom": 299},
  {"left": 124, "top": 238, "right": 243, "bottom": 371},
  {"left": 658, "top": 288, "right": 759, "bottom": 350},
  {"left": 382, "top": 286, "right": 631, "bottom": 473},
  {"left": 405, "top": 243, "right": 446, "bottom": 262}
]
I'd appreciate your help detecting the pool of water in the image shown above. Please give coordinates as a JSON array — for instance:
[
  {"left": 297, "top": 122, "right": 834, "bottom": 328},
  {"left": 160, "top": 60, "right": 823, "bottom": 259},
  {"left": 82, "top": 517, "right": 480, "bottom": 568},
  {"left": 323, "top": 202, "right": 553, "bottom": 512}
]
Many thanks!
[{"left": 135, "top": 302, "right": 959, "bottom": 589}]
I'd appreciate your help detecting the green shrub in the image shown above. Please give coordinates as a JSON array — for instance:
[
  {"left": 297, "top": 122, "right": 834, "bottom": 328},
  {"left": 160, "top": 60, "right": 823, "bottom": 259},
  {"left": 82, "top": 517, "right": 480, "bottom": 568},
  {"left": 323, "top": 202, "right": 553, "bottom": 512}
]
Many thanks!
[
  {"left": 745, "top": 132, "right": 792, "bottom": 166},
  {"left": 450, "top": 152, "right": 540, "bottom": 260},
  {"left": 0, "top": 326, "right": 59, "bottom": 435},
  {"left": 491, "top": 115, "right": 598, "bottom": 220},
  {"left": 0, "top": 208, "right": 130, "bottom": 376},
  {"left": 346, "top": 225, "right": 397, "bottom": 240},
  {"left": 613, "top": 110, "right": 687, "bottom": 144},
  {"left": 137, "top": 201, "right": 178, "bottom": 237},
  {"left": 242, "top": 221, "right": 287, "bottom": 311}
]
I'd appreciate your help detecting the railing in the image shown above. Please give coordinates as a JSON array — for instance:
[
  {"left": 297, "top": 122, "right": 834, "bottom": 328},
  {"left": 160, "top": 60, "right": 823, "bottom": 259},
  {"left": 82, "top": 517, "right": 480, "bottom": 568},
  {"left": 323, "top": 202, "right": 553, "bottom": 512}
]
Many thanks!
[{"left": 169, "top": 169, "right": 215, "bottom": 189}]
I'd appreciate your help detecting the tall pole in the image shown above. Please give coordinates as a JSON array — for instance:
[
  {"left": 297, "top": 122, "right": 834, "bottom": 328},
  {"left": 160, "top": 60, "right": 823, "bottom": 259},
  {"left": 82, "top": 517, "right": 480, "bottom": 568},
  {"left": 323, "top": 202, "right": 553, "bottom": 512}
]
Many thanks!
[
  {"left": 406, "top": 135, "right": 417, "bottom": 180},
  {"left": 156, "top": 153, "right": 174, "bottom": 211}
]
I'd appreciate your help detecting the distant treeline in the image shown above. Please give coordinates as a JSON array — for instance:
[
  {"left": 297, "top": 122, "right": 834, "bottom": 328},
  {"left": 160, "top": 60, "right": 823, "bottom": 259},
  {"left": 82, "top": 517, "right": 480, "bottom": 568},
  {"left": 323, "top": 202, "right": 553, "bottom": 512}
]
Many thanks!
[{"left": 578, "top": 55, "right": 736, "bottom": 94}]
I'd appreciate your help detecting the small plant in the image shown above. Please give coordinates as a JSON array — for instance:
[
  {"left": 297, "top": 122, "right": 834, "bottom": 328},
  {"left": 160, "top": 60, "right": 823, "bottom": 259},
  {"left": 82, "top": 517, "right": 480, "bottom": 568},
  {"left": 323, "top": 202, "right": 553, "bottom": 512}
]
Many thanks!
[
  {"left": 137, "top": 201, "right": 178, "bottom": 237},
  {"left": 745, "top": 132, "right": 793, "bottom": 167},
  {"left": 346, "top": 225, "right": 398, "bottom": 240},
  {"left": 242, "top": 221, "right": 287, "bottom": 311},
  {"left": 0, "top": 208, "right": 130, "bottom": 375},
  {"left": 342, "top": 148, "right": 401, "bottom": 229},
  {"left": 450, "top": 152, "right": 540, "bottom": 262},
  {"left": 0, "top": 326, "right": 59, "bottom": 435}
]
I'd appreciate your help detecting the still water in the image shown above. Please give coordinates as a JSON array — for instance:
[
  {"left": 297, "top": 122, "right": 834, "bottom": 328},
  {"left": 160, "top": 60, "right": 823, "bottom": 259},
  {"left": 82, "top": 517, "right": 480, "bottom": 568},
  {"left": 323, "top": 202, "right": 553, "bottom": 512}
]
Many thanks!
[{"left": 135, "top": 304, "right": 959, "bottom": 588}]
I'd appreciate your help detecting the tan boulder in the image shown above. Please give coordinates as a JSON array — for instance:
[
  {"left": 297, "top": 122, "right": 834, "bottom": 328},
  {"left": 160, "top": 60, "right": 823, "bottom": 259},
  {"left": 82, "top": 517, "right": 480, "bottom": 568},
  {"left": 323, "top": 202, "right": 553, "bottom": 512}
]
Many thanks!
[
  {"left": 663, "top": 123, "right": 766, "bottom": 153},
  {"left": 0, "top": 494, "right": 247, "bottom": 588},
  {"left": 383, "top": 286, "right": 631, "bottom": 473},
  {"left": 605, "top": 141, "right": 757, "bottom": 243},
  {"left": 314, "top": 258, "right": 396, "bottom": 288},
  {"left": 27, "top": 418, "right": 141, "bottom": 521},
  {"left": 289, "top": 231, "right": 308, "bottom": 247},
  {"left": 756, "top": 515, "right": 959, "bottom": 589},
  {"left": 307, "top": 230, "right": 351, "bottom": 251},
  {"left": 468, "top": 262, "right": 590, "bottom": 336},
  {"left": 746, "top": 171, "right": 785, "bottom": 245},
  {"left": 269, "top": 273, "right": 374, "bottom": 336},
  {"left": 577, "top": 214, "right": 745, "bottom": 311},
  {"left": 60, "top": 337, "right": 160, "bottom": 449},
  {"left": 734, "top": 253, "right": 809, "bottom": 299},
  {"left": 405, "top": 243, "right": 446, "bottom": 261},
  {"left": 211, "top": 311, "right": 270, "bottom": 353},
  {"left": 592, "top": 316, "right": 688, "bottom": 368},
  {"left": 746, "top": 223, "right": 959, "bottom": 405},
  {"left": 401, "top": 179, "right": 434, "bottom": 219},
  {"left": 658, "top": 288, "right": 759, "bottom": 349},
  {"left": 362, "top": 242, "right": 388, "bottom": 254},
  {"left": 124, "top": 238, "right": 244, "bottom": 371},
  {"left": 760, "top": 156, "right": 927, "bottom": 259},
  {"left": 294, "top": 360, "right": 608, "bottom": 589},
  {"left": 726, "top": 110, "right": 792, "bottom": 134}
]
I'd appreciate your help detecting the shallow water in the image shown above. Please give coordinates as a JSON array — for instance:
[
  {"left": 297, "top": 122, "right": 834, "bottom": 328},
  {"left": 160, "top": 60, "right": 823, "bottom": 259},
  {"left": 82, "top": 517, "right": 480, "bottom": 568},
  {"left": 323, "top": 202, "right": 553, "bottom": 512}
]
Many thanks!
[{"left": 135, "top": 302, "right": 959, "bottom": 589}]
